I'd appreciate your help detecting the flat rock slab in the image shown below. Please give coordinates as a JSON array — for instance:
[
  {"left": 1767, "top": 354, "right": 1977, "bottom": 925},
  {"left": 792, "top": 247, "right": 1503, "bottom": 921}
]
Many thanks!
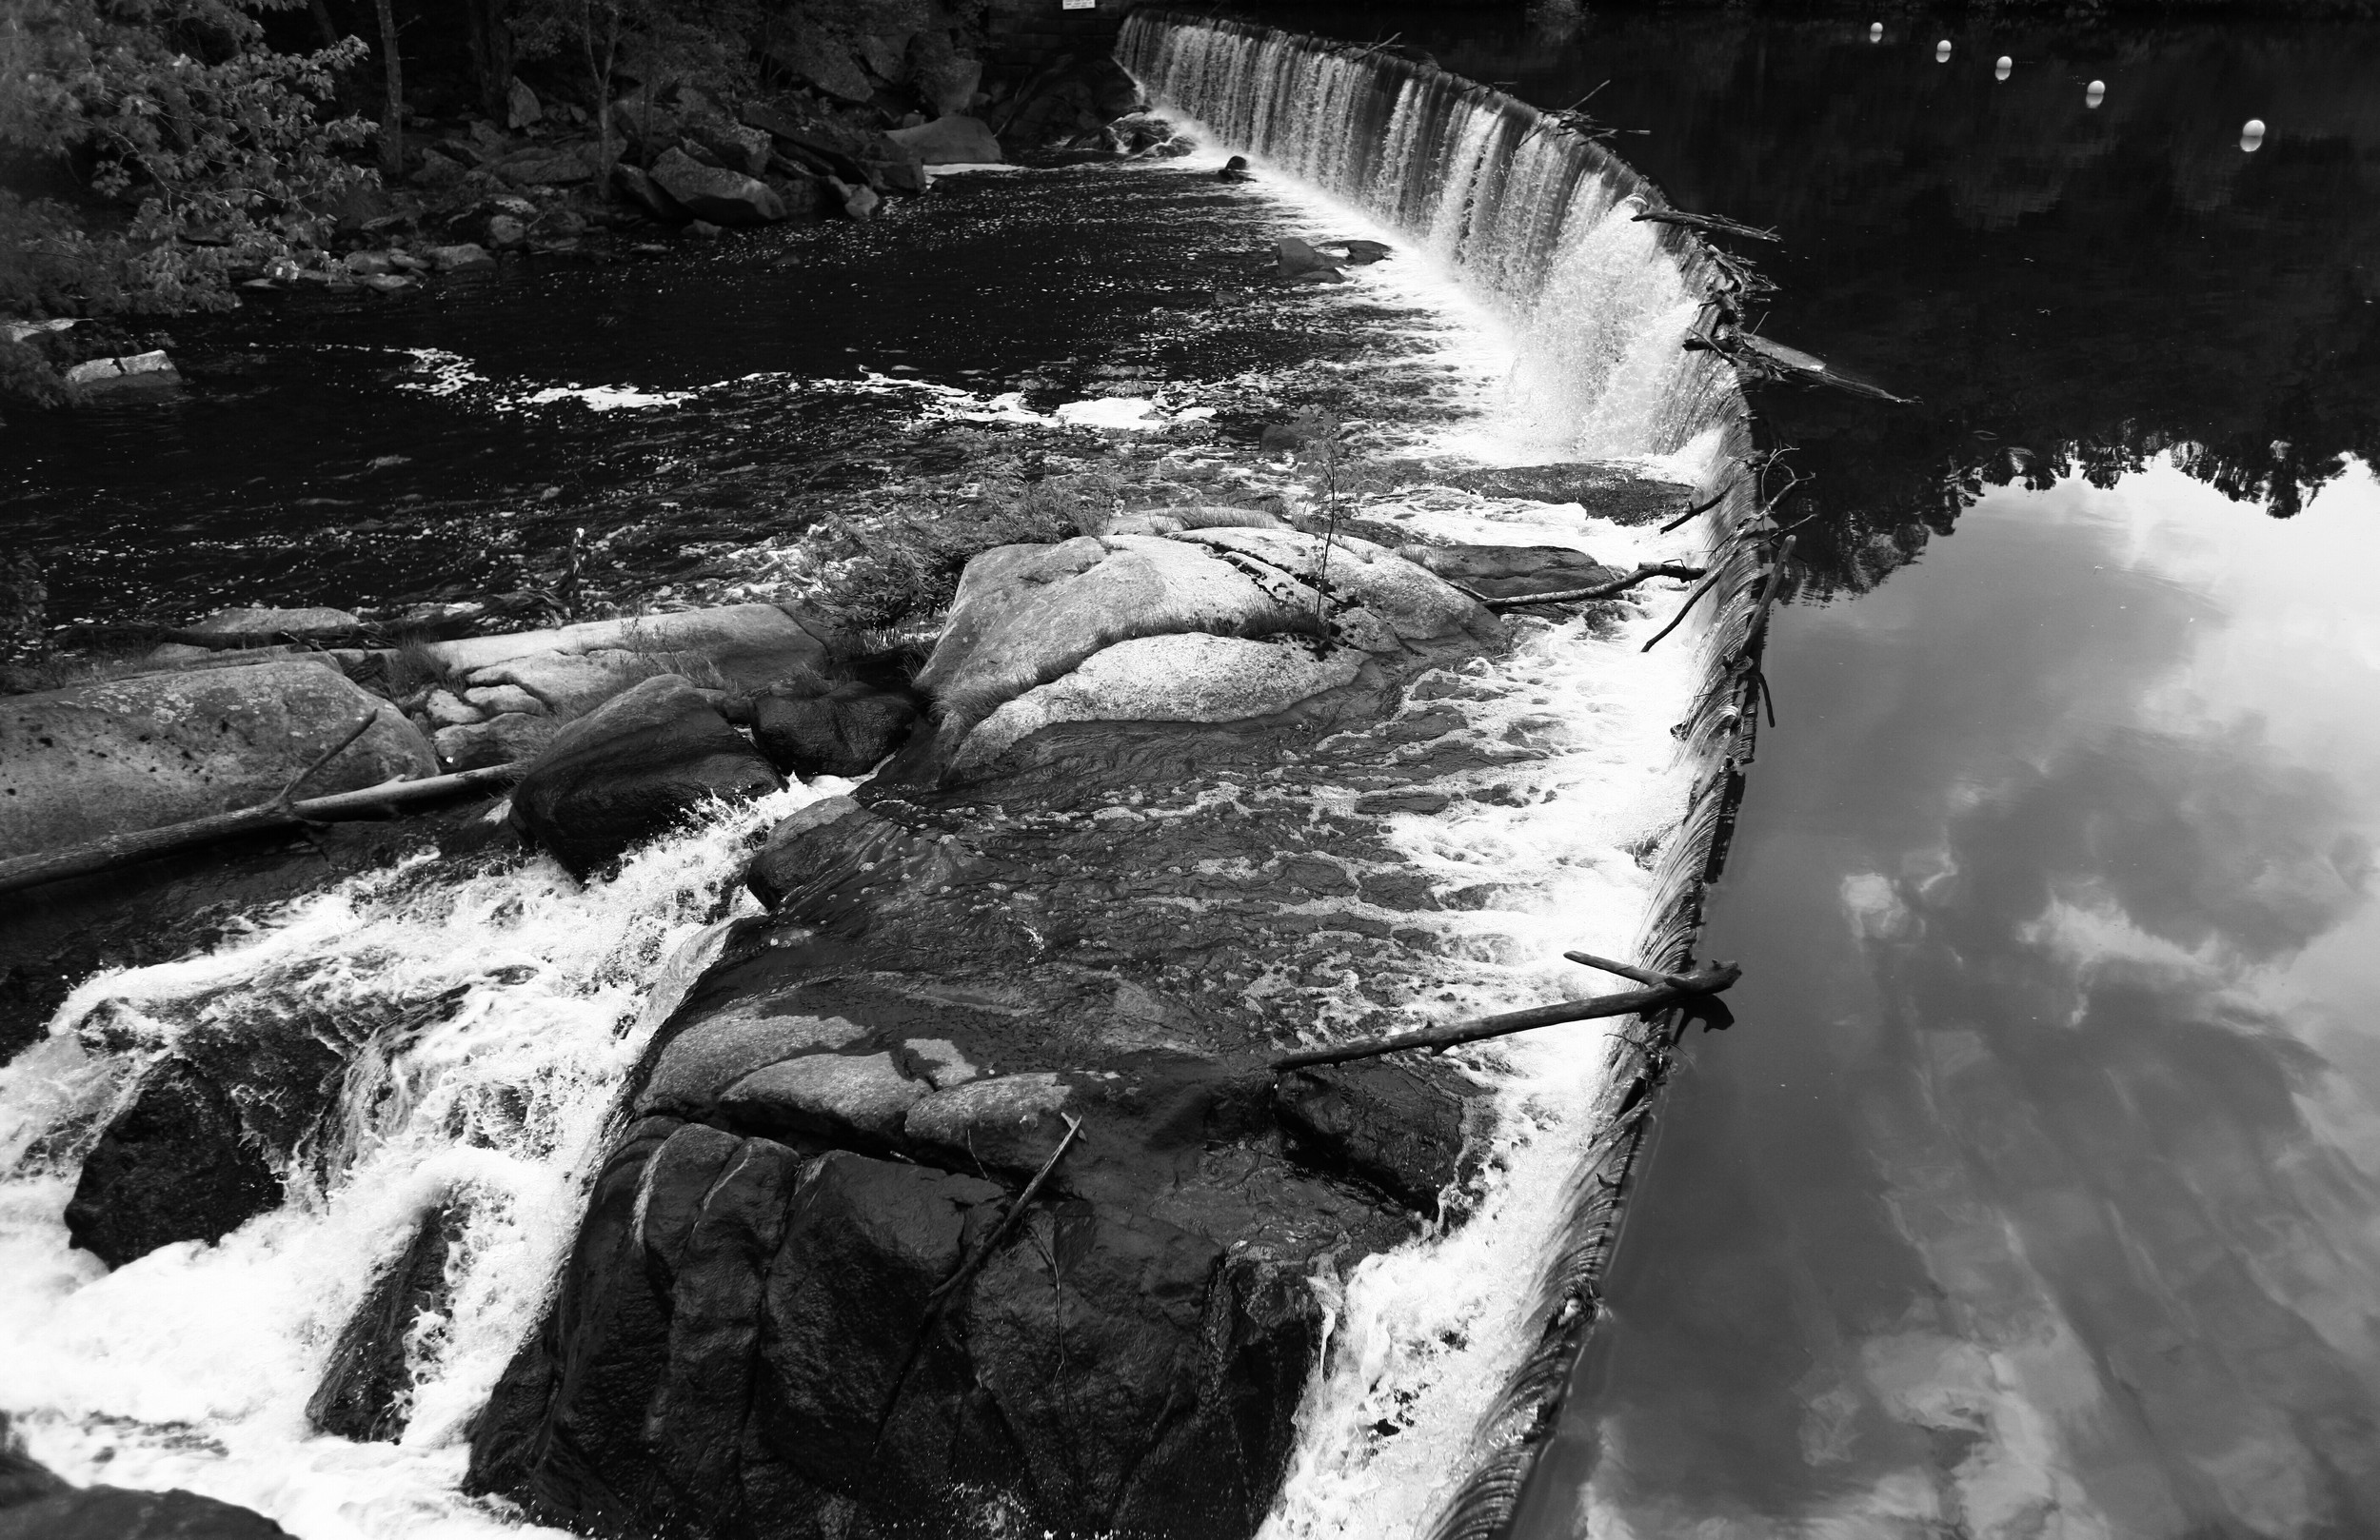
[
  {"left": 0, "top": 660, "right": 437, "bottom": 856},
  {"left": 424, "top": 603, "right": 826, "bottom": 685}
]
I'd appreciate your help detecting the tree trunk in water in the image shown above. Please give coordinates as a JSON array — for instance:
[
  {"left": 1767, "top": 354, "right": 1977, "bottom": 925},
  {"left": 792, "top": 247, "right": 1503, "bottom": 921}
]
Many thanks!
[
  {"left": 374, "top": 0, "right": 403, "bottom": 175},
  {"left": 466, "top": 0, "right": 515, "bottom": 121}
]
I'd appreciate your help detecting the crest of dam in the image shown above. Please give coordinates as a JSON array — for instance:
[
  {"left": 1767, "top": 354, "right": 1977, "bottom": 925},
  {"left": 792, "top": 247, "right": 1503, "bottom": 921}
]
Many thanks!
[
  {"left": 1118, "top": 9, "right": 1742, "bottom": 461},
  {"left": 1121, "top": 13, "right": 1773, "bottom": 1540}
]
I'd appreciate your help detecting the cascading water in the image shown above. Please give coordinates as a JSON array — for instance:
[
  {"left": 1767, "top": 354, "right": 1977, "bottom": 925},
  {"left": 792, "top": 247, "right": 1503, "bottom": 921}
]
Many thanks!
[
  {"left": 1118, "top": 11, "right": 1738, "bottom": 462},
  {"left": 2, "top": 20, "right": 1769, "bottom": 1540},
  {"left": 1119, "top": 15, "right": 1767, "bottom": 1540},
  {"left": 0, "top": 783, "right": 840, "bottom": 1535}
]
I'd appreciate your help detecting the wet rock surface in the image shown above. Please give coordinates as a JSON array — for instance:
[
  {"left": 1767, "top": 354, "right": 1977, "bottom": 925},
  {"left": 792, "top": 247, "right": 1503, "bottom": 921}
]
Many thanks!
[
  {"left": 307, "top": 1205, "right": 460, "bottom": 1442},
  {"left": 1432, "top": 461, "right": 1696, "bottom": 523},
  {"left": 467, "top": 531, "right": 1545, "bottom": 1537},
  {"left": 0, "top": 1415, "right": 290, "bottom": 1538},
  {"left": 0, "top": 661, "right": 437, "bottom": 857},
  {"left": 745, "top": 676, "right": 921, "bottom": 780},
  {"left": 63, "top": 1058, "right": 285, "bottom": 1269},
  {"left": 509, "top": 674, "right": 784, "bottom": 877}
]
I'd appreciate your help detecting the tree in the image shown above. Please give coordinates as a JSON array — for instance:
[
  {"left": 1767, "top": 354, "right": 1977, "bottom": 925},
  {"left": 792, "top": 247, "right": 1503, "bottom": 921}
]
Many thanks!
[{"left": 0, "top": 0, "right": 372, "bottom": 310}]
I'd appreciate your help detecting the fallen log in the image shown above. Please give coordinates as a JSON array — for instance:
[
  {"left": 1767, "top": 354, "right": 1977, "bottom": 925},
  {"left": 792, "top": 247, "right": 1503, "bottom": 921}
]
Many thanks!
[
  {"left": 1690, "top": 328, "right": 1914, "bottom": 405},
  {"left": 0, "top": 761, "right": 526, "bottom": 897},
  {"left": 1270, "top": 958, "right": 1741, "bottom": 1073},
  {"left": 1634, "top": 208, "right": 1781, "bottom": 243},
  {"left": 1481, "top": 562, "right": 1707, "bottom": 610}
]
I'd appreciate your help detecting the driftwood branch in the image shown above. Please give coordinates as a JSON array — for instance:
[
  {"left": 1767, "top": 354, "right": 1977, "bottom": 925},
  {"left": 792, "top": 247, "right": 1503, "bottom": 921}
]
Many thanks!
[
  {"left": 1563, "top": 950, "right": 1697, "bottom": 991},
  {"left": 1660, "top": 478, "right": 1738, "bottom": 534},
  {"left": 1269, "top": 964, "right": 1741, "bottom": 1073},
  {"left": 1638, "top": 563, "right": 1732, "bottom": 653},
  {"left": 277, "top": 711, "right": 380, "bottom": 824},
  {"left": 1634, "top": 208, "right": 1780, "bottom": 243},
  {"left": 1738, "top": 533, "right": 1798, "bottom": 662},
  {"left": 0, "top": 761, "right": 526, "bottom": 897},
  {"left": 875, "top": 1114, "right": 1083, "bottom": 1440},
  {"left": 1481, "top": 563, "right": 1706, "bottom": 611}
]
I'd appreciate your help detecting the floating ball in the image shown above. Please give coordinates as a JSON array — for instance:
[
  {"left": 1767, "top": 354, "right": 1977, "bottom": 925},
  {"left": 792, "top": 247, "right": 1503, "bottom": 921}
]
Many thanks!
[
  {"left": 1870, "top": 22, "right": 1883, "bottom": 41},
  {"left": 1994, "top": 55, "right": 2013, "bottom": 81},
  {"left": 1936, "top": 39, "right": 1954, "bottom": 62},
  {"left": 2086, "top": 79, "right": 2107, "bottom": 108},
  {"left": 2241, "top": 117, "right": 2267, "bottom": 151}
]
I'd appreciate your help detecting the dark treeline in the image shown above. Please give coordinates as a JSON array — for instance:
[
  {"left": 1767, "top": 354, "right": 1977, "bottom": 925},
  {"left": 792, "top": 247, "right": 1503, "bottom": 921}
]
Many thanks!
[{"left": 0, "top": 0, "right": 989, "bottom": 333}]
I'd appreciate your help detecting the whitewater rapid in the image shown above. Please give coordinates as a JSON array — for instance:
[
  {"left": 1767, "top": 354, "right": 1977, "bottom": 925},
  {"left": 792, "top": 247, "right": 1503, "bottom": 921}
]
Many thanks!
[
  {"left": 0, "top": 18, "right": 1749, "bottom": 1540},
  {"left": 0, "top": 783, "right": 843, "bottom": 1536}
]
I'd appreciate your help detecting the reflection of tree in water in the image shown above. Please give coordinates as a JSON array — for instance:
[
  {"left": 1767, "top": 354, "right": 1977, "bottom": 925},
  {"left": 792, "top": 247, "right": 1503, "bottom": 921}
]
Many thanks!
[{"left": 1279, "top": 5, "right": 2380, "bottom": 596}]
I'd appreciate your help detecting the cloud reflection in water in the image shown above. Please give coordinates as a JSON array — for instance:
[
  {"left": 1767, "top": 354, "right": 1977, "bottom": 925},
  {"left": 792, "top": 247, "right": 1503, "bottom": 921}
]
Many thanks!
[{"left": 1543, "top": 458, "right": 2380, "bottom": 1539}]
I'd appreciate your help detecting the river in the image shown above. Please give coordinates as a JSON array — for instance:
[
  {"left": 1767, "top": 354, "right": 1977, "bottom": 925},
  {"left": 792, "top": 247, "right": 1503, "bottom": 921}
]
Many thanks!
[{"left": 6, "top": 7, "right": 2377, "bottom": 1539}]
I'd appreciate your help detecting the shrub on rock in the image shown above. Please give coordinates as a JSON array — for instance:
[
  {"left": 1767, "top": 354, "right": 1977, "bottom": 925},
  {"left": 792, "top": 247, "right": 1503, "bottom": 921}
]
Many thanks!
[{"left": 509, "top": 675, "right": 783, "bottom": 876}]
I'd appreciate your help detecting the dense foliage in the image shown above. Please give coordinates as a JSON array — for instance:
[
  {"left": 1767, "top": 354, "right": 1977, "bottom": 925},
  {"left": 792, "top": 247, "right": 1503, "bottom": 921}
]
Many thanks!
[{"left": 0, "top": 0, "right": 372, "bottom": 313}]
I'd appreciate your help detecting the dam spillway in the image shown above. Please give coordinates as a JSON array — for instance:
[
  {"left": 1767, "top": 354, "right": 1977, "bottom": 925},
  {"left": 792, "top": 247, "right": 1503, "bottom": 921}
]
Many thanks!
[
  {"left": 0, "top": 16, "right": 1775, "bottom": 1540},
  {"left": 1120, "top": 14, "right": 1765, "bottom": 1540}
]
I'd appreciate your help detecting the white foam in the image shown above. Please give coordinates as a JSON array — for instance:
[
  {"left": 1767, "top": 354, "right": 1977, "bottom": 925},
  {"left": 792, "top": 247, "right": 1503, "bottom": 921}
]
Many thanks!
[{"left": 0, "top": 782, "right": 842, "bottom": 1537}]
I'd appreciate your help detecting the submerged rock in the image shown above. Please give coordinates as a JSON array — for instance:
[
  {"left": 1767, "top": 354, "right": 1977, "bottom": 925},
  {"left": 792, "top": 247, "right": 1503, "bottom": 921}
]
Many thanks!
[
  {"left": 0, "top": 661, "right": 437, "bottom": 858},
  {"left": 64, "top": 1059, "right": 284, "bottom": 1268},
  {"left": 509, "top": 674, "right": 783, "bottom": 876}
]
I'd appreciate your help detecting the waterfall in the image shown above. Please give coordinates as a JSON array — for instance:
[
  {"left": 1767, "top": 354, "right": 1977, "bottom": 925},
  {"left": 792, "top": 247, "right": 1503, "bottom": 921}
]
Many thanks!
[
  {"left": 1118, "top": 10, "right": 1738, "bottom": 461},
  {"left": 1121, "top": 15, "right": 1767, "bottom": 1540},
  {"left": 0, "top": 784, "right": 838, "bottom": 1534}
]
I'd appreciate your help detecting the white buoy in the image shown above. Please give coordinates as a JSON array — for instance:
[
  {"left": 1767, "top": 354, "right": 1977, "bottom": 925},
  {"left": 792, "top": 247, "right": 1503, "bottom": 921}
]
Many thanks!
[
  {"left": 2241, "top": 117, "right": 2267, "bottom": 151},
  {"left": 2086, "top": 79, "right": 2107, "bottom": 108},
  {"left": 1870, "top": 22, "right": 1884, "bottom": 41},
  {"left": 1936, "top": 39, "right": 1954, "bottom": 62},
  {"left": 1994, "top": 55, "right": 2013, "bottom": 81}
]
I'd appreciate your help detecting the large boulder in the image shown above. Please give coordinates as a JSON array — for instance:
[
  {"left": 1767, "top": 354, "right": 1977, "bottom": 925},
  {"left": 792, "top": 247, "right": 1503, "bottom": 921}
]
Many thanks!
[
  {"left": 425, "top": 603, "right": 829, "bottom": 691},
  {"left": 509, "top": 675, "right": 783, "bottom": 876},
  {"left": 0, "top": 661, "right": 435, "bottom": 858},
  {"left": 885, "top": 113, "right": 1002, "bottom": 166},
  {"left": 747, "top": 676, "right": 920, "bottom": 779},
  {"left": 63, "top": 1058, "right": 284, "bottom": 1268},
  {"left": 650, "top": 148, "right": 787, "bottom": 225},
  {"left": 902, "top": 529, "right": 1497, "bottom": 778}
]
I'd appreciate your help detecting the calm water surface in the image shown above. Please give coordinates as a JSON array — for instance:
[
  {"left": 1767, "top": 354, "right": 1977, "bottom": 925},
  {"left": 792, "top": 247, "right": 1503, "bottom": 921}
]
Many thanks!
[{"left": 1387, "top": 8, "right": 2380, "bottom": 1538}]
